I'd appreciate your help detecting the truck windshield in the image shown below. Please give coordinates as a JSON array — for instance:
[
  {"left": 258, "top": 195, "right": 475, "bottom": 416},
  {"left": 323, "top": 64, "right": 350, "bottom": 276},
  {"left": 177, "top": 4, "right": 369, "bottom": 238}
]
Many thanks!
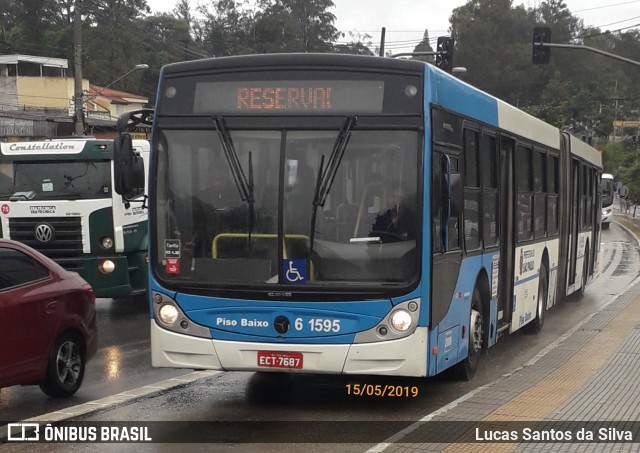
[
  {"left": 0, "top": 161, "right": 111, "bottom": 200},
  {"left": 154, "top": 124, "right": 420, "bottom": 291}
]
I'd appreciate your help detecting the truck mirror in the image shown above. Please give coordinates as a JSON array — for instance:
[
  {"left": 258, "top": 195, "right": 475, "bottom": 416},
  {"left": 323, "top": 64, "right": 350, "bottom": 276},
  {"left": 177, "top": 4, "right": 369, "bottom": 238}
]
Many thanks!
[{"left": 114, "top": 133, "right": 143, "bottom": 197}]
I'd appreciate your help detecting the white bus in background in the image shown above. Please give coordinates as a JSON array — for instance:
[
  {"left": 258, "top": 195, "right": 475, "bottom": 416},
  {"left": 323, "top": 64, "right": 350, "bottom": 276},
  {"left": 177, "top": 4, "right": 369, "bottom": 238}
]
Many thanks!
[{"left": 601, "top": 173, "right": 614, "bottom": 228}]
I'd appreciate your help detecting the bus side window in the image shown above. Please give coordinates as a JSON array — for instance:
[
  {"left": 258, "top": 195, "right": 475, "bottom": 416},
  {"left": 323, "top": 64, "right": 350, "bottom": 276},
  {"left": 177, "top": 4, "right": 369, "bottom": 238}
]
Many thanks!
[
  {"left": 463, "top": 129, "right": 481, "bottom": 252},
  {"left": 516, "top": 144, "right": 533, "bottom": 243},
  {"left": 480, "top": 133, "right": 498, "bottom": 248},
  {"left": 547, "top": 155, "right": 559, "bottom": 236},
  {"left": 433, "top": 151, "right": 461, "bottom": 253},
  {"left": 445, "top": 155, "right": 461, "bottom": 251}
]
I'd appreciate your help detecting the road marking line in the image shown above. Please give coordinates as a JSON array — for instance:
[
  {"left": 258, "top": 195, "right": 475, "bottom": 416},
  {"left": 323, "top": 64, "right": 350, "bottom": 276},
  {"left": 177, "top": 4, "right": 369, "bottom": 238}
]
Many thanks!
[{"left": 0, "top": 369, "right": 221, "bottom": 439}]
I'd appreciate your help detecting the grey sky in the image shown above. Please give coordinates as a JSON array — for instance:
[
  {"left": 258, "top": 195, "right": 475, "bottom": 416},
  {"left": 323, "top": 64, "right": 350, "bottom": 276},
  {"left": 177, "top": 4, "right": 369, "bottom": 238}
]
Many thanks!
[{"left": 146, "top": 0, "right": 640, "bottom": 53}]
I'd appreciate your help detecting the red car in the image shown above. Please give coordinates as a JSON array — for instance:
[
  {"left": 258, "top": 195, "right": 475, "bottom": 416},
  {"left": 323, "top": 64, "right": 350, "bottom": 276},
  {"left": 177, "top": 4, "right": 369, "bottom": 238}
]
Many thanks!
[{"left": 0, "top": 238, "right": 97, "bottom": 398}]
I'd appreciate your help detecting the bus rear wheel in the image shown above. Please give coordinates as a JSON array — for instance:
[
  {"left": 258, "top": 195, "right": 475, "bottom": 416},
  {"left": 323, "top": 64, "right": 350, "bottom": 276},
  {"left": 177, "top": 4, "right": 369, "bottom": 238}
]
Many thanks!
[
  {"left": 578, "top": 244, "right": 589, "bottom": 299},
  {"left": 456, "top": 288, "right": 483, "bottom": 380},
  {"left": 525, "top": 263, "right": 547, "bottom": 334}
]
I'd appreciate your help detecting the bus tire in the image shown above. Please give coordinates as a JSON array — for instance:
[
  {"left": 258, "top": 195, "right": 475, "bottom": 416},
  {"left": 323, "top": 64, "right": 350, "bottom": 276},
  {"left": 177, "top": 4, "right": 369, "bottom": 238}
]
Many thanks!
[
  {"left": 525, "top": 263, "right": 547, "bottom": 334},
  {"left": 578, "top": 244, "right": 589, "bottom": 299},
  {"left": 455, "top": 288, "right": 483, "bottom": 380}
]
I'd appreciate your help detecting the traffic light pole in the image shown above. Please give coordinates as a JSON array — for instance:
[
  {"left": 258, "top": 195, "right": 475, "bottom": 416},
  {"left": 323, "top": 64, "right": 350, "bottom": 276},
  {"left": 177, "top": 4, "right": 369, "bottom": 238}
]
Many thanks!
[
  {"left": 390, "top": 51, "right": 438, "bottom": 58},
  {"left": 534, "top": 42, "right": 640, "bottom": 67},
  {"left": 73, "top": 0, "right": 84, "bottom": 136}
]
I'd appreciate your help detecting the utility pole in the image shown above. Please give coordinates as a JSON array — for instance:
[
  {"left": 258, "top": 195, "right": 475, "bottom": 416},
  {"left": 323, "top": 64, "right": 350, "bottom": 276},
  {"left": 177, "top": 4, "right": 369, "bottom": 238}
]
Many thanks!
[{"left": 73, "top": 0, "right": 84, "bottom": 136}]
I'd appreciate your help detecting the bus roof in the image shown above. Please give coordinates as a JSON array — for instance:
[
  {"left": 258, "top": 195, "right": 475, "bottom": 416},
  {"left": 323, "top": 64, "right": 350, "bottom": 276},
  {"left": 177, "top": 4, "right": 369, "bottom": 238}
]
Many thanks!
[
  {"left": 161, "top": 53, "right": 426, "bottom": 76},
  {"left": 423, "top": 64, "right": 565, "bottom": 149},
  {"left": 566, "top": 134, "right": 602, "bottom": 169}
]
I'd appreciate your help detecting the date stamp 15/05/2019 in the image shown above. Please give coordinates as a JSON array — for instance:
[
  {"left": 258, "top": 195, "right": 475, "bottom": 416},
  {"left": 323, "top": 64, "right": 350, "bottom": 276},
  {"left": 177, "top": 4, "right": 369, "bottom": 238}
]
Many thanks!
[{"left": 345, "top": 384, "right": 419, "bottom": 398}]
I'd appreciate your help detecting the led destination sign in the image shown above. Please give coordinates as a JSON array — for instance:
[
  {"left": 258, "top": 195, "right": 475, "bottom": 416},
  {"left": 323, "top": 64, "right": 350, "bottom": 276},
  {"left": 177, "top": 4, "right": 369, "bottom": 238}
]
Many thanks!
[{"left": 194, "top": 80, "right": 385, "bottom": 114}]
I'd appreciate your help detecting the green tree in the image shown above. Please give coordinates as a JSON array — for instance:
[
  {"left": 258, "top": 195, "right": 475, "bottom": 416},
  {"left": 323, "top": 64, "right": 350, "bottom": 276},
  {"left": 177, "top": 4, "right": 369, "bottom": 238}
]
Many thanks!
[
  {"left": 448, "top": 0, "right": 640, "bottom": 144},
  {"left": 601, "top": 141, "right": 625, "bottom": 175},
  {"left": 198, "top": 0, "right": 256, "bottom": 56},
  {"left": 82, "top": 0, "right": 151, "bottom": 92},
  {"left": 621, "top": 153, "right": 640, "bottom": 208},
  {"left": 450, "top": 0, "right": 535, "bottom": 104},
  {"left": 255, "top": 0, "right": 339, "bottom": 53}
]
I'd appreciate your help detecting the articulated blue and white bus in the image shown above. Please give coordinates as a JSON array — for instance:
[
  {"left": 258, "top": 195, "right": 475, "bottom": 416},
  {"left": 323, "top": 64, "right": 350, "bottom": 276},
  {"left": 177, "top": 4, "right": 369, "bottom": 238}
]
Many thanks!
[{"left": 116, "top": 54, "right": 601, "bottom": 379}]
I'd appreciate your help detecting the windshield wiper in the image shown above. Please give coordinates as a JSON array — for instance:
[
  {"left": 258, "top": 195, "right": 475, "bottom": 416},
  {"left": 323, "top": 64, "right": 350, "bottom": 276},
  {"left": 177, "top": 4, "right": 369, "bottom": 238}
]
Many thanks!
[
  {"left": 63, "top": 162, "right": 95, "bottom": 190},
  {"left": 213, "top": 116, "right": 256, "bottom": 246},
  {"left": 309, "top": 115, "right": 357, "bottom": 253},
  {"left": 37, "top": 193, "right": 82, "bottom": 200}
]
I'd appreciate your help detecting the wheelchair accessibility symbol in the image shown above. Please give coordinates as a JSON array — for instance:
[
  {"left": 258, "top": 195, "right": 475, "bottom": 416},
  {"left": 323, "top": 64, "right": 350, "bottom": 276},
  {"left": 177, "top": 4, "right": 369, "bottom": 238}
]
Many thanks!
[{"left": 284, "top": 259, "right": 307, "bottom": 284}]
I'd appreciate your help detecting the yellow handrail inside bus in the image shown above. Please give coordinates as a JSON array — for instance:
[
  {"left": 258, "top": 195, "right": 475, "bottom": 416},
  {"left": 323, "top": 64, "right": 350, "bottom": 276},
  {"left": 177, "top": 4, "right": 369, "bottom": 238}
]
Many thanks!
[
  {"left": 211, "top": 233, "right": 314, "bottom": 280},
  {"left": 354, "top": 182, "right": 384, "bottom": 237},
  {"left": 212, "top": 233, "right": 310, "bottom": 258}
]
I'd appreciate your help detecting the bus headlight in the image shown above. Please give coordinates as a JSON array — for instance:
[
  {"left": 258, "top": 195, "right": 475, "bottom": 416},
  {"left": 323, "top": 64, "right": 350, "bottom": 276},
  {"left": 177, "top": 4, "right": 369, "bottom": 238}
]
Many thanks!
[
  {"left": 98, "top": 260, "right": 115, "bottom": 274},
  {"left": 390, "top": 309, "right": 412, "bottom": 332},
  {"left": 158, "top": 304, "right": 179, "bottom": 325},
  {"left": 101, "top": 236, "right": 114, "bottom": 249}
]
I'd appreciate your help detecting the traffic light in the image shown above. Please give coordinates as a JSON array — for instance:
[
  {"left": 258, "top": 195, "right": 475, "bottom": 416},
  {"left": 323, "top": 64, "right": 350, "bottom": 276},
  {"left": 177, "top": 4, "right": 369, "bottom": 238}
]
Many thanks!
[
  {"left": 532, "top": 27, "right": 551, "bottom": 64},
  {"left": 436, "top": 37, "right": 454, "bottom": 72}
]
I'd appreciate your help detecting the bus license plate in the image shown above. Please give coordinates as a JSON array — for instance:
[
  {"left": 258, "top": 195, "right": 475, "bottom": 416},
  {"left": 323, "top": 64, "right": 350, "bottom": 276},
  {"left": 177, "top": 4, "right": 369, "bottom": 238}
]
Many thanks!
[{"left": 257, "top": 351, "right": 303, "bottom": 369}]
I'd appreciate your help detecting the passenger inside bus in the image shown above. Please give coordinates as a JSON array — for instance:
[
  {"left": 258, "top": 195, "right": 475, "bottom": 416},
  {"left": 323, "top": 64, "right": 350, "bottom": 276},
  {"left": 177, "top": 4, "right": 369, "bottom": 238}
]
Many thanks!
[
  {"left": 195, "top": 162, "right": 244, "bottom": 255},
  {"left": 285, "top": 164, "right": 316, "bottom": 233},
  {"left": 369, "top": 181, "right": 416, "bottom": 242}
]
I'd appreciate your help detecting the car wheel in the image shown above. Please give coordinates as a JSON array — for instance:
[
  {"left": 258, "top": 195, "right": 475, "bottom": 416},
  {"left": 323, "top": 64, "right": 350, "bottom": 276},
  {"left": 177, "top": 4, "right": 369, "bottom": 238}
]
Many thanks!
[{"left": 39, "top": 333, "right": 85, "bottom": 398}]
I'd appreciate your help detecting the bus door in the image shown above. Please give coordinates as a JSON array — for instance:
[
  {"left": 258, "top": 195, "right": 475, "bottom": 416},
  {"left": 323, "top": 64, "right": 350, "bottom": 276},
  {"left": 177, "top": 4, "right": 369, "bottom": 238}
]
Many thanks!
[
  {"left": 430, "top": 146, "right": 463, "bottom": 335},
  {"left": 568, "top": 158, "right": 581, "bottom": 286},
  {"left": 497, "top": 136, "right": 515, "bottom": 334}
]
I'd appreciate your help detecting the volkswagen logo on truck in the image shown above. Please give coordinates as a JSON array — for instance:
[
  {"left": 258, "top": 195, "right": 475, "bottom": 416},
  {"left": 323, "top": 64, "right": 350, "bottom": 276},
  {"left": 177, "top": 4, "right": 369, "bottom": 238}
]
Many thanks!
[{"left": 34, "top": 223, "right": 55, "bottom": 243}]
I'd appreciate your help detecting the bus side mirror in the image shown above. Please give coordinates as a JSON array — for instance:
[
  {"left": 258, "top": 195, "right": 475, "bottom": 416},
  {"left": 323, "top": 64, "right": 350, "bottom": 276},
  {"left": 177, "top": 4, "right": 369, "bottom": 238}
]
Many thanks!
[{"left": 114, "top": 133, "right": 145, "bottom": 198}]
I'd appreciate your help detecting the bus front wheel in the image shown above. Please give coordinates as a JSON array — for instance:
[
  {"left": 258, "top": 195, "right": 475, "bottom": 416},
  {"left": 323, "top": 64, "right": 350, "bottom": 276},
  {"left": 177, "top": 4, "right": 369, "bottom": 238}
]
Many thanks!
[{"left": 456, "top": 288, "right": 483, "bottom": 380}]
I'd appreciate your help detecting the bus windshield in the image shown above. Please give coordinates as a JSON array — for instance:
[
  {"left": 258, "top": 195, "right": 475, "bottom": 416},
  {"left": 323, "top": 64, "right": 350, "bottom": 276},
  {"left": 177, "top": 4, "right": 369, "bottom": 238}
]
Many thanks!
[
  {"left": 155, "top": 124, "right": 420, "bottom": 290},
  {"left": 0, "top": 160, "right": 111, "bottom": 200}
]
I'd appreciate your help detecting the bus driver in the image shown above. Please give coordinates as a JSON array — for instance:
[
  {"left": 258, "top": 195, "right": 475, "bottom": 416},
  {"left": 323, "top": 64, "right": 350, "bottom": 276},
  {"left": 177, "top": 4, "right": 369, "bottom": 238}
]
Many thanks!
[{"left": 369, "top": 181, "right": 416, "bottom": 242}]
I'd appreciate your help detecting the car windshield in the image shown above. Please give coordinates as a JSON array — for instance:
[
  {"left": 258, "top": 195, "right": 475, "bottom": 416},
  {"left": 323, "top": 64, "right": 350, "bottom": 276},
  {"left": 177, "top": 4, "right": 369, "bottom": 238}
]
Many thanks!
[
  {"left": 154, "top": 125, "right": 420, "bottom": 290},
  {"left": 0, "top": 161, "right": 111, "bottom": 200}
]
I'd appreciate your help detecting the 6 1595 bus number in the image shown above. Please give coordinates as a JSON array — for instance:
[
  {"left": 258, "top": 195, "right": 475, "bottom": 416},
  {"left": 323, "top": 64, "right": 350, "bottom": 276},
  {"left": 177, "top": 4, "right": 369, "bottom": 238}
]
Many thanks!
[{"left": 294, "top": 318, "right": 341, "bottom": 333}]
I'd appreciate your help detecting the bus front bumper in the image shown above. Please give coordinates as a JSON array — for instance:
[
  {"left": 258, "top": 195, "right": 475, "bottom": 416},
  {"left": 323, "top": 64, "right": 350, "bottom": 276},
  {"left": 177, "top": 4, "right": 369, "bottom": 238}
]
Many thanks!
[{"left": 150, "top": 320, "right": 428, "bottom": 377}]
